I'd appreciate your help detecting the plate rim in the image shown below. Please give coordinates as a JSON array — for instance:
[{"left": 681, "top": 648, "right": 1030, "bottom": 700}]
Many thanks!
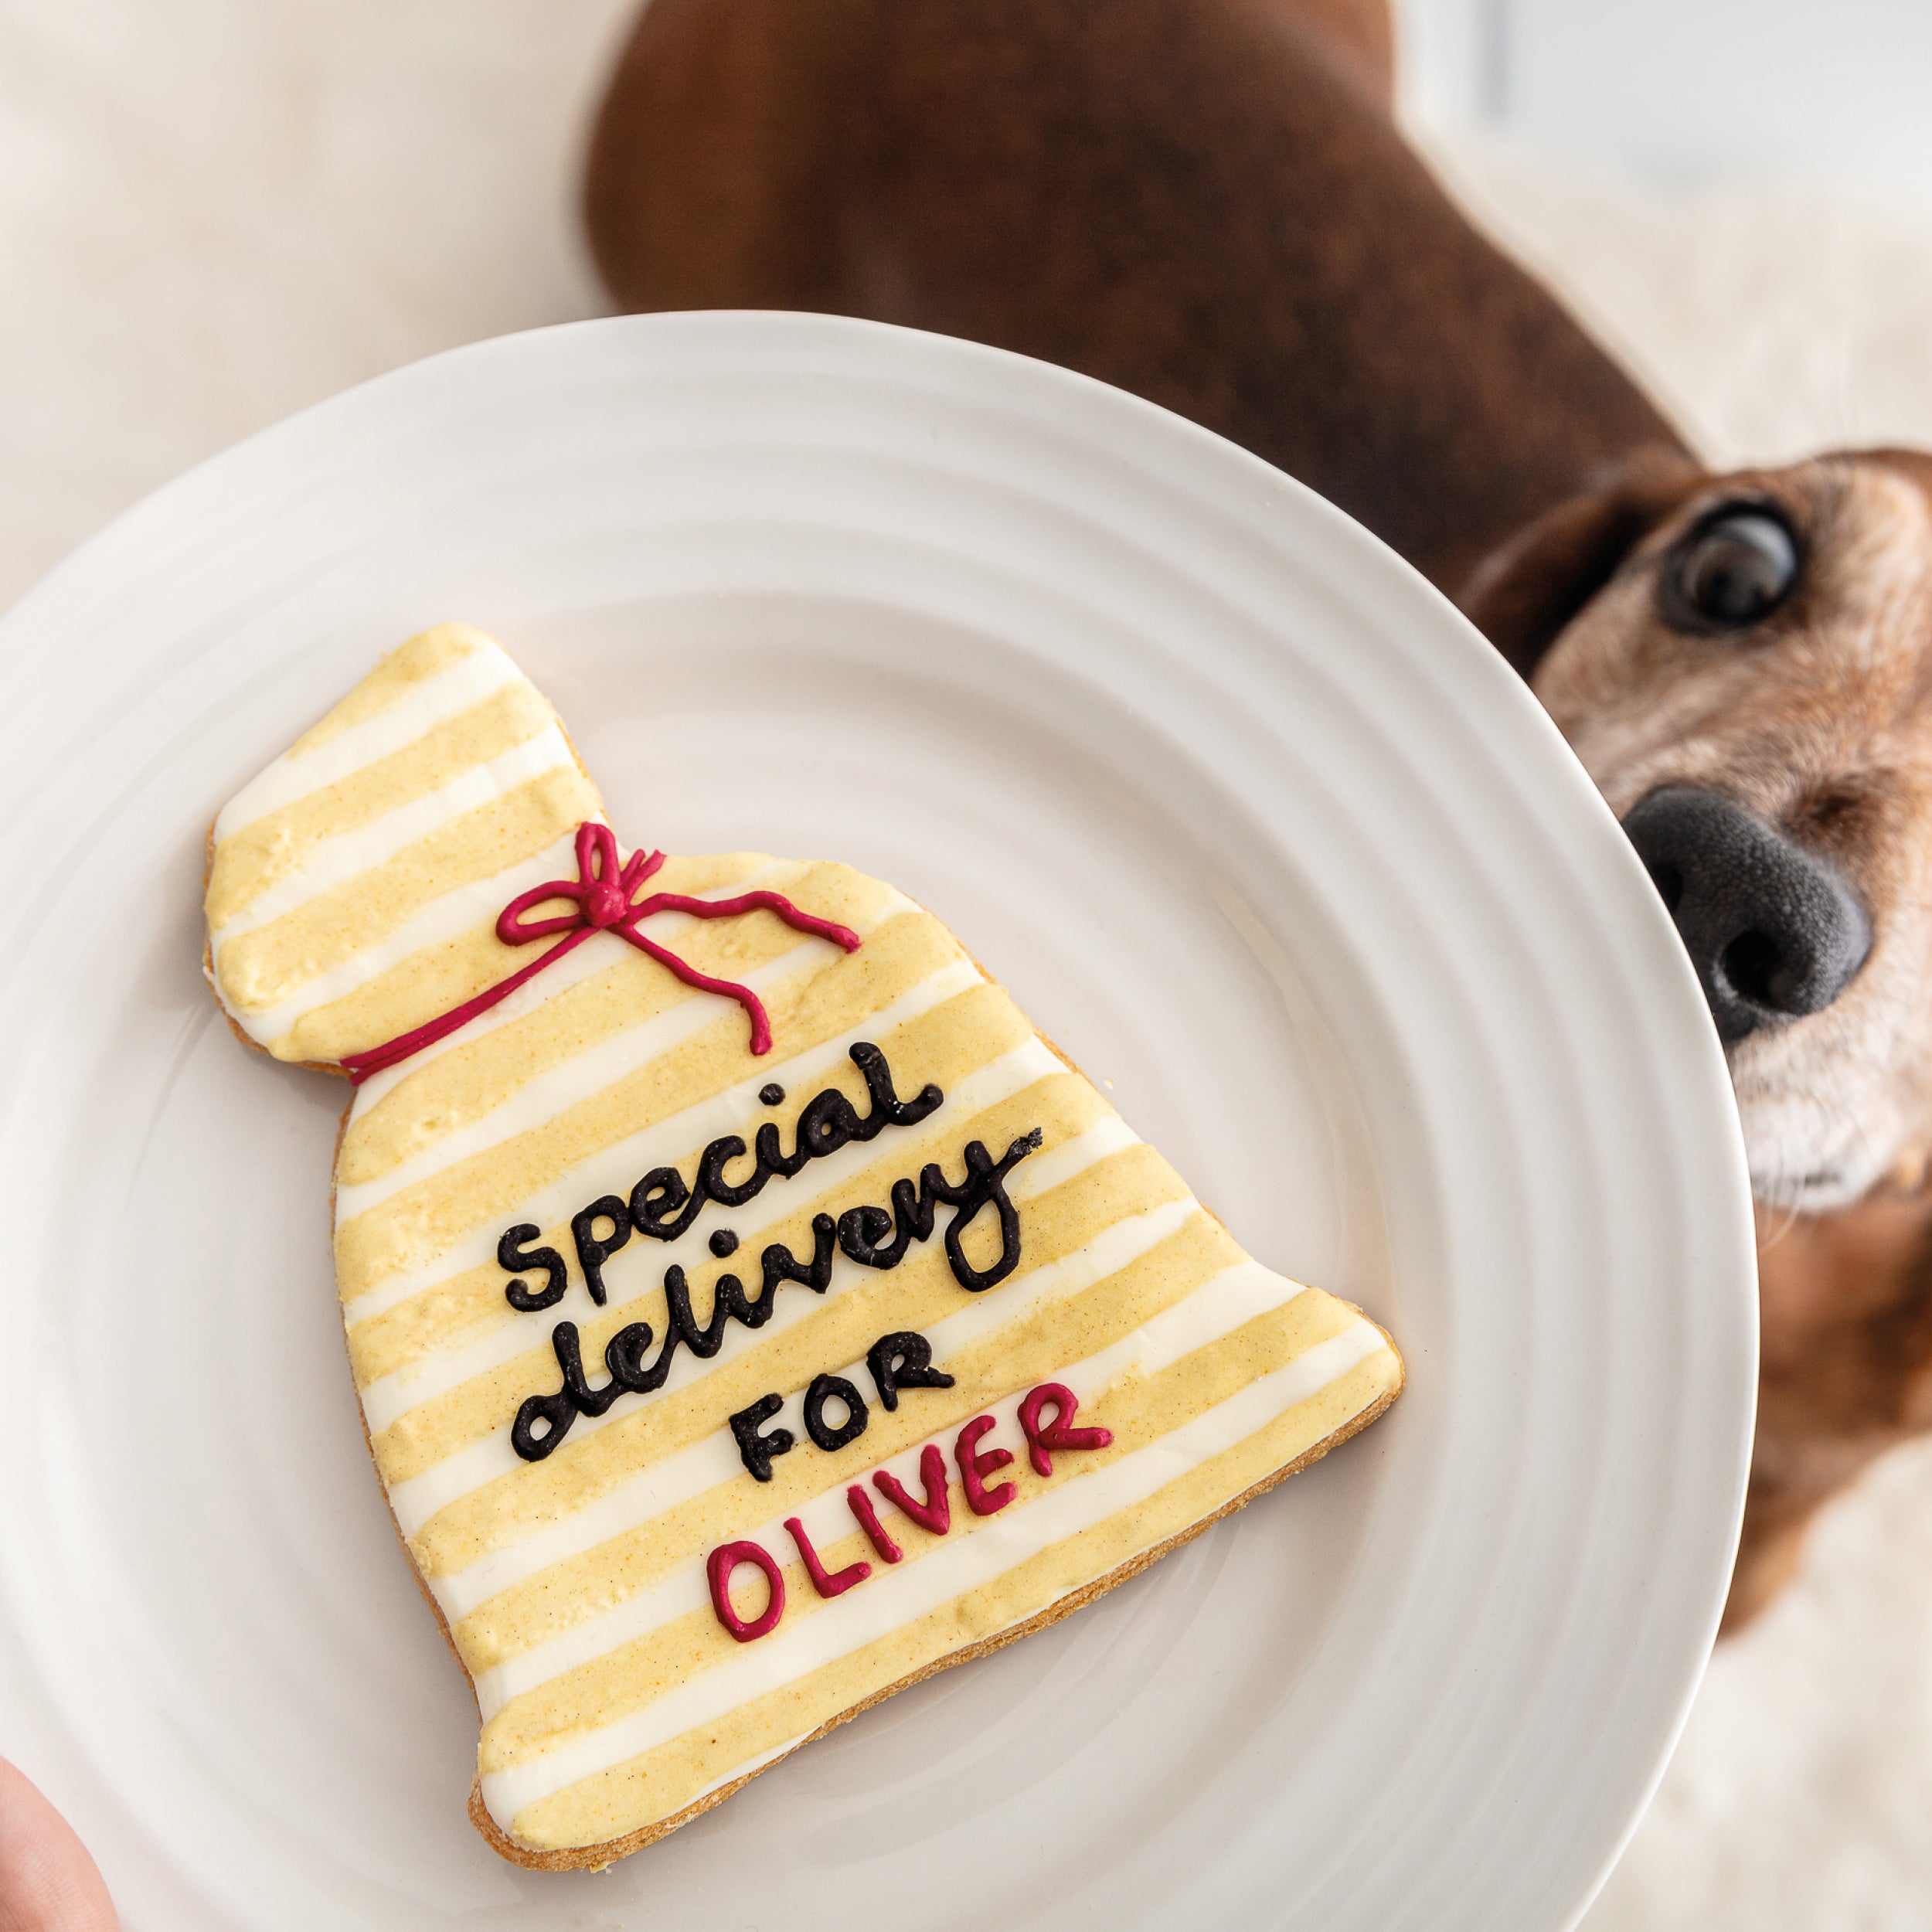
[{"left": 0, "top": 308, "right": 1757, "bottom": 1930}]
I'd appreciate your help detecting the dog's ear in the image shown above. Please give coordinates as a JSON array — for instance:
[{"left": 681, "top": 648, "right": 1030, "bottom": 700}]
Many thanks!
[{"left": 1458, "top": 454, "right": 1706, "bottom": 679}]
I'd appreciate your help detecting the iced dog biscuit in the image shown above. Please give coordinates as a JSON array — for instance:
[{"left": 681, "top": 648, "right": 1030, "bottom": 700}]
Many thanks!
[{"left": 203, "top": 623, "right": 1403, "bottom": 1867}]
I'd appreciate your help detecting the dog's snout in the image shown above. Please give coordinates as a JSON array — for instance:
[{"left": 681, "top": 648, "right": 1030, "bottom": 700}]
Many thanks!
[{"left": 1621, "top": 785, "right": 1872, "bottom": 1043}]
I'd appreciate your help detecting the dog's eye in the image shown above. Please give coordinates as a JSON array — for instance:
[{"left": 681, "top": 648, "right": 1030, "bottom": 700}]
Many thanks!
[{"left": 1665, "top": 507, "right": 1800, "bottom": 630}]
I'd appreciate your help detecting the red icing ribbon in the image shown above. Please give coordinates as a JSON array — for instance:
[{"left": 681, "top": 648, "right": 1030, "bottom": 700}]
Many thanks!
[
  {"left": 1018, "top": 1383, "right": 1113, "bottom": 1478},
  {"left": 957, "top": 1414, "right": 1016, "bottom": 1516},
  {"left": 708, "top": 1539, "right": 786, "bottom": 1642},
  {"left": 339, "top": 821, "right": 861, "bottom": 1083},
  {"left": 786, "top": 1517, "right": 872, "bottom": 1598}
]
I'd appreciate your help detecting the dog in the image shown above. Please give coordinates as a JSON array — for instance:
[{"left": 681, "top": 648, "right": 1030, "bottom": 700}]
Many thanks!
[
  {"left": 580, "top": 0, "right": 1932, "bottom": 1629},
  {"left": 1469, "top": 451, "right": 1932, "bottom": 1629}
]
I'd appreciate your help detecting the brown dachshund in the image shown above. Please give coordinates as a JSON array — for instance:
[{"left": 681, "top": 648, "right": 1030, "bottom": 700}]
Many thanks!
[
  {"left": 1469, "top": 454, "right": 1932, "bottom": 1629},
  {"left": 581, "top": 0, "right": 1932, "bottom": 1629}
]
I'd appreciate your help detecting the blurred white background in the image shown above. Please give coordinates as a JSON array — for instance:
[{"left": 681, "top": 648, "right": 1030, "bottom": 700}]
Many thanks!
[
  {"left": 1402, "top": 0, "right": 1932, "bottom": 198},
  {"left": 1396, "top": 0, "right": 1932, "bottom": 472},
  {"left": 6, "top": 2, "right": 1932, "bottom": 1925}
]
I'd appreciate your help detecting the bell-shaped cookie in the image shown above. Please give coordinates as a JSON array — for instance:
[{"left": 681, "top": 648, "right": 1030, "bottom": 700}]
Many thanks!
[{"left": 204, "top": 624, "right": 1402, "bottom": 1868}]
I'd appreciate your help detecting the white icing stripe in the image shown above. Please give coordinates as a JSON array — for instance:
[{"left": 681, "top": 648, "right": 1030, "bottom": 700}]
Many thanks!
[
  {"left": 481, "top": 1317, "right": 1390, "bottom": 1824},
  {"left": 1007, "top": 1114, "right": 1139, "bottom": 1199},
  {"left": 469, "top": 1239, "right": 1264, "bottom": 1717},
  {"left": 355, "top": 1013, "right": 1119, "bottom": 1431},
  {"left": 340, "top": 956, "right": 985, "bottom": 1328},
  {"left": 430, "top": 1178, "right": 1175, "bottom": 1626},
  {"left": 382, "top": 1036, "right": 1063, "bottom": 1536},
  {"left": 350, "top": 927, "right": 639, "bottom": 1113},
  {"left": 347, "top": 859, "right": 802, "bottom": 1114},
  {"left": 210, "top": 726, "right": 572, "bottom": 941},
  {"left": 339, "top": 881, "right": 913, "bottom": 1218},
  {"left": 351, "top": 934, "right": 862, "bottom": 1434},
  {"left": 385, "top": 1256, "right": 871, "bottom": 1543},
  {"left": 236, "top": 830, "right": 586, "bottom": 1050},
  {"left": 448, "top": 1443, "right": 739, "bottom": 1633},
  {"left": 911, "top": 1197, "right": 1199, "bottom": 1366},
  {"left": 474, "top": 1563, "right": 713, "bottom": 1719},
  {"left": 338, "top": 932, "right": 835, "bottom": 1227},
  {"left": 212, "top": 640, "right": 519, "bottom": 840}
]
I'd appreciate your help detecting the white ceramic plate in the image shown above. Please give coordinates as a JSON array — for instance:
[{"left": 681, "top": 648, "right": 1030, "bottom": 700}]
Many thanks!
[{"left": 0, "top": 312, "right": 1753, "bottom": 1930}]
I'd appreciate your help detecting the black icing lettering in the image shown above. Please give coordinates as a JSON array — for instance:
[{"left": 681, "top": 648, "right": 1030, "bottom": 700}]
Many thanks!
[
  {"left": 498, "top": 1049, "right": 1041, "bottom": 1454},
  {"left": 753, "top": 1118, "right": 809, "bottom": 1182},
  {"left": 552, "top": 1319, "right": 623, "bottom": 1417},
  {"left": 761, "top": 1215, "right": 838, "bottom": 1298},
  {"left": 803, "top": 1373, "right": 869, "bottom": 1451},
  {"left": 866, "top": 1331, "right": 955, "bottom": 1412},
  {"left": 943, "top": 1130, "right": 1043, "bottom": 1292},
  {"left": 588, "top": 1220, "right": 838, "bottom": 1436},
  {"left": 571, "top": 1195, "right": 631, "bottom": 1305},
  {"left": 499, "top": 1224, "right": 567, "bottom": 1313},
  {"left": 630, "top": 1165, "right": 699, "bottom": 1241},
  {"left": 519, "top": 1047, "right": 941, "bottom": 1287},
  {"left": 849, "top": 1040, "right": 944, "bottom": 1133},
  {"left": 832, "top": 1131, "right": 1040, "bottom": 1290},
  {"left": 836, "top": 1163, "right": 959, "bottom": 1271},
  {"left": 881, "top": 1165, "right": 952, "bottom": 1252},
  {"left": 698, "top": 1134, "right": 763, "bottom": 1209},
  {"left": 836, "top": 1202, "right": 900, "bottom": 1268},
  {"left": 796, "top": 1087, "right": 863, "bottom": 1160},
  {"left": 512, "top": 1383, "right": 577, "bottom": 1461},
  {"left": 514, "top": 1318, "right": 642, "bottom": 1461},
  {"left": 662, "top": 1266, "right": 770, "bottom": 1366},
  {"left": 604, "top": 1321, "right": 660, "bottom": 1393},
  {"left": 730, "top": 1393, "right": 795, "bottom": 1482}
]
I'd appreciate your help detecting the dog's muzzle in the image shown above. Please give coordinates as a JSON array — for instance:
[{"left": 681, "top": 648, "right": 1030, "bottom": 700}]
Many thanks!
[{"left": 1621, "top": 785, "right": 1872, "bottom": 1043}]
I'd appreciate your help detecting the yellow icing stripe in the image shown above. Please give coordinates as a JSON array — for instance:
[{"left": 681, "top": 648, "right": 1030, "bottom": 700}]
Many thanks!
[
  {"left": 449, "top": 1153, "right": 1216, "bottom": 1672},
  {"left": 490, "top": 1314, "right": 1399, "bottom": 1848},
  {"left": 338, "top": 864, "right": 903, "bottom": 1196},
  {"left": 264, "top": 848, "right": 578, "bottom": 1069},
  {"left": 214, "top": 762, "right": 599, "bottom": 1019},
  {"left": 338, "top": 854, "right": 807, "bottom": 1187},
  {"left": 288, "top": 622, "right": 487, "bottom": 756},
  {"left": 369, "top": 1021, "right": 1058, "bottom": 1493},
  {"left": 340, "top": 915, "right": 972, "bottom": 1383},
  {"left": 335, "top": 879, "right": 869, "bottom": 1230},
  {"left": 525, "top": 1338, "right": 1396, "bottom": 1852},
  {"left": 335, "top": 956, "right": 1018, "bottom": 1303},
  {"left": 478, "top": 1287, "right": 1359, "bottom": 1764},
  {"left": 369, "top": 1028, "right": 1059, "bottom": 1505},
  {"left": 433, "top": 1124, "right": 1167, "bottom": 1615},
  {"left": 206, "top": 680, "right": 557, "bottom": 930},
  {"left": 363, "top": 1038, "right": 1063, "bottom": 1538},
  {"left": 422, "top": 1117, "right": 1143, "bottom": 1635}
]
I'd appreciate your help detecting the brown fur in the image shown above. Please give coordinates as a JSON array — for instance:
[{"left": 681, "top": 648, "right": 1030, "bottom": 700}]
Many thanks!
[
  {"left": 1471, "top": 454, "right": 1932, "bottom": 1627},
  {"left": 582, "top": 0, "right": 1684, "bottom": 597},
  {"left": 1729, "top": 1189, "right": 1932, "bottom": 1630},
  {"left": 581, "top": 0, "right": 1932, "bottom": 1630}
]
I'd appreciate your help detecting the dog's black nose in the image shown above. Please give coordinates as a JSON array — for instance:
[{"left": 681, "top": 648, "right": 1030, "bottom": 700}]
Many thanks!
[{"left": 1621, "top": 785, "right": 1871, "bottom": 1043}]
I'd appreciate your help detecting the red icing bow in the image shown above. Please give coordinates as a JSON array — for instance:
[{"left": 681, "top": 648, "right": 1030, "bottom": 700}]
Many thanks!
[{"left": 339, "top": 821, "right": 861, "bottom": 1084}]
